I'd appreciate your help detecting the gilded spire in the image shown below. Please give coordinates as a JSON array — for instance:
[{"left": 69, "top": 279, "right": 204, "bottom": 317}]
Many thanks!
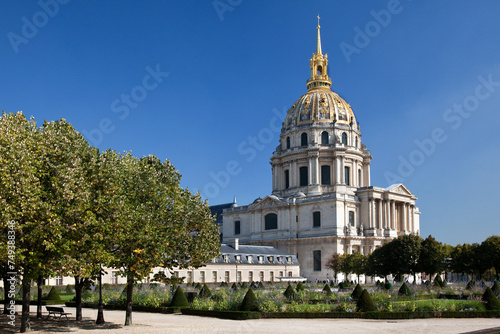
[
  {"left": 316, "top": 15, "right": 322, "bottom": 55},
  {"left": 307, "top": 16, "right": 331, "bottom": 91}
]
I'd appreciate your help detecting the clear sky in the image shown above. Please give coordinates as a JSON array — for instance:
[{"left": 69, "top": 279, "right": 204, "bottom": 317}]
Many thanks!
[{"left": 1, "top": 1, "right": 499, "bottom": 246}]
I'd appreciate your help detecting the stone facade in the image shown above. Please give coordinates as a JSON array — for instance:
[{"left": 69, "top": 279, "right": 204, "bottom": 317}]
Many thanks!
[{"left": 221, "top": 21, "right": 420, "bottom": 281}]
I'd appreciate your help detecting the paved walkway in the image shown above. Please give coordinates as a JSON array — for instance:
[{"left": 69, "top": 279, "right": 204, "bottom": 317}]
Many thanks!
[{"left": 1, "top": 305, "right": 499, "bottom": 333}]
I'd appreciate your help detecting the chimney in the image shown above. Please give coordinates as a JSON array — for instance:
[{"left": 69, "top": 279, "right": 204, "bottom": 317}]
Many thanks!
[{"left": 232, "top": 238, "right": 239, "bottom": 250}]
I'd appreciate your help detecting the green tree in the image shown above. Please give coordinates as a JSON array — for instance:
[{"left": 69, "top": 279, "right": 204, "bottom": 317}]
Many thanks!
[
  {"left": 339, "top": 253, "right": 354, "bottom": 282},
  {"left": 417, "top": 235, "right": 446, "bottom": 280},
  {"left": 480, "top": 236, "right": 500, "bottom": 280},
  {"left": 108, "top": 154, "right": 219, "bottom": 326},
  {"left": 450, "top": 243, "right": 483, "bottom": 279},
  {"left": 351, "top": 252, "right": 367, "bottom": 282},
  {"left": 325, "top": 253, "right": 342, "bottom": 282},
  {"left": 366, "top": 245, "right": 391, "bottom": 279}
]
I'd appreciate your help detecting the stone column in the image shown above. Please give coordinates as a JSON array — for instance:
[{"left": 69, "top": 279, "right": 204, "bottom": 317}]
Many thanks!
[
  {"left": 391, "top": 200, "right": 396, "bottom": 230},
  {"left": 310, "top": 152, "right": 319, "bottom": 185},
  {"left": 335, "top": 156, "right": 341, "bottom": 185},
  {"left": 291, "top": 160, "right": 297, "bottom": 188},
  {"left": 378, "top": 200, "right": 383, "bottom": 230},
  {"left": 340, "top": 157, "right": 345, "bottom": 184}
]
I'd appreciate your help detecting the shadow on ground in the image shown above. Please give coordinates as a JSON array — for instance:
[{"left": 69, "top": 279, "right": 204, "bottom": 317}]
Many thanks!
[{"left": 0, "top": 314, "right": 123, "bottom": 333}]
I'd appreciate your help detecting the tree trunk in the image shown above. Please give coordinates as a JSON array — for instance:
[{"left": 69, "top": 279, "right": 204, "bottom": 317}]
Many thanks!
[
  {"left": 20, "top": 275, "right": 31, "bottom": 333},
  {"left": 3, "top": 274, "right": 10, "bottom": 314},
  {"left": 36, "top": 275, "right": 43, "bottom": 319},
  {"left": 74, "top": 276, "right": 83, "bottom": 321},
  {"left": 124, "top": 273, "right": 133, "bottom": 326}
]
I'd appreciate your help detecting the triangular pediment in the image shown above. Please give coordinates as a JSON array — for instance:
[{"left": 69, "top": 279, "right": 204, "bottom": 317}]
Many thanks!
[
  {"left": 249, "top": 195, "right": 287, "bottom": 210},
  {"left": 385, "top": 183, "right": 413, "bottom": 196}
]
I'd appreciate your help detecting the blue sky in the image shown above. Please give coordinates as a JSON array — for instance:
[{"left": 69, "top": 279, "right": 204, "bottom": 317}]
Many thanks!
[{"left": 1, "top": 1, "right": 499, "bottom": 246}]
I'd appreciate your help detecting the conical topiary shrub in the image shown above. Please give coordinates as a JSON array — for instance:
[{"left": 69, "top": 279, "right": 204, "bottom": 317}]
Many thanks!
[
  {"left": 198, "top": 284, "right": 212, "bottom": 298},
  {"left": 323, "top": 284, "right": 332, "bottom": 296},
  {"left": 258, "top": 281, "right": 264, "bottom": 289},
  {"left": 296, "top": 281, "right": 305, "bottom": 291},
  {"left": 466, "top": 280, "right": 475, "bottom": 290},
  {"left": 231, "top": 283, "right": 239, "bottom": 291},
  {"left": 239, "top": 288, "right": 259, "bottom": 311},
  {"left": 194, "top": 282, "right": 202, "bottom": 290},
  {"left": 351, "top": 284, "right": 363, "bottom": 300},
  {"left": 482, "top": 287, "right": 500, "bottom": 310},
  {"left": 240, "top": 282, "right": 248, "bottom": 289},
  {"left": 356, "top": 289, "right": 376, "bottom": 312},
  {"left": 45, "top": 286, "right": 62, "bottom": 301},
  {"left": 492, "top": 281, "right": 500, "bottom": 295},
  {"left": 398, "top": 282, "right": 411, "bottom": 296},
  {"left": 434, "top": 275, "right": 445, "bottom": 288},
  {"left": 170, "top": 286, "right": 189, "bottom": 307},
  {"left": 284, "top": 285, "right": 296, "bottom": 300}
]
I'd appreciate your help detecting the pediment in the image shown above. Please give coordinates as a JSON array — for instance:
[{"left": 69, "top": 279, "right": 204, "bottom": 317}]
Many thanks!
[
  {"left": 250, "top": 195, "right": 287, "bottom": 210},
  {"left": 385, "top": 183, "right": 413, "bottom": 196}
]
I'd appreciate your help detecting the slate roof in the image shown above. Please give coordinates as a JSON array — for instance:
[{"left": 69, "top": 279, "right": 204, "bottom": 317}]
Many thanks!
[{"left": 214, "top": 243, "right": 300, "bottom": 265}]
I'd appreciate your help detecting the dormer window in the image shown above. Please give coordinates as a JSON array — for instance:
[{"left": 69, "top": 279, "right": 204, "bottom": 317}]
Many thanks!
[
  {"left": 223, "top": 255, "right": 229, "bottom": 263},
  {"left": 258, "top": 256, "right": 264, "bottom": 264},
  {"left": 268, "top": 256, "right": 274, "bottom": 264},
  {"left": 235, "top": 255, "right": 241, "bottom": 263},
  {"left": 247, "top": 255, "right": 253, "bottom": 264}
]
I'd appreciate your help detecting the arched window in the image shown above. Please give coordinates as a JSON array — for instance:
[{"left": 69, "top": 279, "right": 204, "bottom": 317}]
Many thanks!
[
  {"left": 286, "top": 136, "right": 291, "bottom": 149},
  {"left": 321, "top": 131, "right": 328, "bottom": 145},
  {"left": 341, "top": 132, "right": 348, "bottom": 145},
  {"left": 299, "top": 166, "right": 308, "bottom": 186},
  {"left": 301, "top": 132, "right": 308, "bottom": 146},
  {"left": 344, "top": 166, "right": 350, "bottom": 186},
  {"left": 264, "top": 213, "right": 278, "bottom": 230},
  {"left": 284, "top": 170, "right": 290, "bottom": 189}
]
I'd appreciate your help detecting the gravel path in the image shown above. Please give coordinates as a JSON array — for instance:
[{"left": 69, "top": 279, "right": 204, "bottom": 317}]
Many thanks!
[{"left": 0, "top": 305, "right": 499, "bottom": 333}]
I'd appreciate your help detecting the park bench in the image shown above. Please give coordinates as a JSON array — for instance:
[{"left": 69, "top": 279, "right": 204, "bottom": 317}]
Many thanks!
[{"left": 45, "top": 306, "right": 71, "bottom": 320}]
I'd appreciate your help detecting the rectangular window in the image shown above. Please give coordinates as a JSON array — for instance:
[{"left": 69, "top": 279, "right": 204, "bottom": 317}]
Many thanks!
[
  {"left": 200, "top": 271, "right": 205, "bottom": 283},
  {"left": 56, "top": 276, "right": 63, "bottom": 285},
  {"left": 285, "top": 170, "right": 290, "bottom": 189},
  {"left": 234, "top": 221, "right": 240, "bottom": 235},
  {"left": 321, "top": 165, "right": 331, "bottom": 185},
  {"left": 259, "top": 271, "right": 264, "bottom": 282},
  {"left": 270, "top": 272, "right": 274, "bottom": 282},
  {"left": 299, "top": 166, "right": 308, "bottom": 186},
  {"left": 112, "top": 271, "right": 119, "bottom": 285},
  {"left": 313, "top": 211, "right": 321, "bottom": 228},
  {"left": 349, "top": 211, "right": 355, "bottom": 227},
  {"left": 248, "top": 271, "right": 253, "bottom": 282},
  {"left": 288, "top": 271, "right": 293, "bottom": 277},
  {"left": 187, "top": 271, "right": 192, "bottom": 283},
  {"left": 345, "top": 166, "right": 350, "bottom": 186},
  {"left": 313, "top": 250, "right": 322, "bottom": 271},
  {"left": 237, "top": 271, "right": 242, "bottom": 282},
  {"left": 279, "top": 271, "right": 284, "bottom": 277},
  {"left": 212, "top": 271, "right": 217, "bottom": 283},
  {"left": 224, "top": 271, "right": 230, "bottom": 283}
]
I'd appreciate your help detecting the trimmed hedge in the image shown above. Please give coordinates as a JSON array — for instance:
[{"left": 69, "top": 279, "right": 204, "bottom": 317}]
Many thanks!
[
  {"left": 45, "top": 286, "right": 62, "bottom": 301},
  {"left": 356, "top": 289, "right": 376, "bottom": 312},
  {"left": 171, "top": 286, "right": 189, "bottom": 307},
  {"left": 483, "top": 287, "right": 500, "bottom": 311},
  {"left": 351, "top": 284, "right": 363, "bottom": 300},
  {"left": 181, "top": 308, "right": 261, "bottom": 320},
  {"left": 240, "top": 289, "right": 259, "bottom": 311},
  {"left": 398, "top": 282, "right": 411, "bottom": 296},
  {"left": 284, "top": 285, "right": 296, "bottom": 300}
]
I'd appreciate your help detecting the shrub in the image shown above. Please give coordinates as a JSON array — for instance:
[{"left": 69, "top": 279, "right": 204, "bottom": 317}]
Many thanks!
[
  {"left": 398, "top": 282, "right": 411, "bottom": 296},
  {"left": 45, "top": 286, "right": 62, "bottom": 301},
  {"left": 194, "top": 282, "right": 202, "bottom": 290},
  {"left": 466, "top": 280, "right": 475, "bottom": 290},
  {"left": 356, "top": 289, "right": 376, "bottom": 312},
  {"left": 492, "top": 281, "right": 500, "bottom": 295},
  {"left": 338, "top": 282, "right": 345, "bottom": 289},
  {"left": 240, "top": 289, "right": 259, "bottom": 311},
  {"left": 64, "top": 285, "right": 74, "bottom": 294},
  {"left": 284, "top": 285, "right": 296, "bottom": 300},
  {"left": 258, "top": 281, "right": 264, "bottom": 289},
  {"left": 198, "top": 284, "right": 212, "bottom": 298},
  {"left": 323, "top": 284, "right": 332, "bottom": 296},
  {"left": 434, "top": 275, "right": 445, "bottom": 288},
  {"left": 170, "top": 286, "right": 189, "bottom": 308},
  {"left": 482, "top": 287, "right": 500, "bottom": 311},
  {"left": 296, "top": 282, "right": 305, "bottom": 291},
  {"left": 240, "top": 282, "right": 248, "bottom": 289},
  {"left": 383, "top": 282, "right": 392, "bottom": 290},
  {"left": 351, "top": 284, "right": 363, "bottom": 300},
  {"left": 231, "top": 283, "right": 239, "bottom": 291}
]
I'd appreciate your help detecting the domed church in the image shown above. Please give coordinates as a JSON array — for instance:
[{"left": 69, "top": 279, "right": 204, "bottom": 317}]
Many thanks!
[{"left": 221, "top": 20, "right": 420, "bottom": 281}]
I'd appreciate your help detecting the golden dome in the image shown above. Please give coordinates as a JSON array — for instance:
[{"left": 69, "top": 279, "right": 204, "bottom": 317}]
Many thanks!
[
  {"left": 282, "top": 18, "right": 357, "bottom": 132},
  {"left": 282, "top": 90, "right": 356, "bottom": 131}
]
